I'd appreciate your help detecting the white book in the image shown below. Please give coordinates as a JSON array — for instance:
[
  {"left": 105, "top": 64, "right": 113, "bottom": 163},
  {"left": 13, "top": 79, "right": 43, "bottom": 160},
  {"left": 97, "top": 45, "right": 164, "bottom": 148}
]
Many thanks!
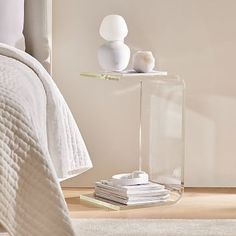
[
  {"left": 80, "top": 193, "right": 169, "bottom": 211},
  {"left": 95, "top": 186, "right": 170, "bottom": 198},
  {"left": 95, "top": 188, "right": 170, "bottom": 200},
  {"left": 95, "top": 192, "right": 170, "bottom": 205},
  {"left": 95, "top": 181, "right": 165, "bottom": 195}
]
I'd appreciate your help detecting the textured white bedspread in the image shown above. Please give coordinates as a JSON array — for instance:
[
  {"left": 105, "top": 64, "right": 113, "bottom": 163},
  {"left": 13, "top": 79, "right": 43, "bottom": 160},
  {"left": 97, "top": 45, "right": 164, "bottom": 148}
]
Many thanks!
[{"left": 0, "top": 43, "right": 92, "bottom": 236}]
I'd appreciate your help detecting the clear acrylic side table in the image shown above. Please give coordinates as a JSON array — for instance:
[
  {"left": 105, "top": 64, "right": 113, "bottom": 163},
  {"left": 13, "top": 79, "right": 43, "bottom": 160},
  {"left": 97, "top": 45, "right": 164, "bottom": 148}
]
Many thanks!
[{"left": 81, "top": 72, "right": 185, "bottom": 205}]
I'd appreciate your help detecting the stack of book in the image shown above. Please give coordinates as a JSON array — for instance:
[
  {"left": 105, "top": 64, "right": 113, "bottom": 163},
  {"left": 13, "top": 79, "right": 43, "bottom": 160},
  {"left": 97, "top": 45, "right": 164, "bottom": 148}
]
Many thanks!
[{"left": 94, "top": 180, "right": 170, "bottom": 206}]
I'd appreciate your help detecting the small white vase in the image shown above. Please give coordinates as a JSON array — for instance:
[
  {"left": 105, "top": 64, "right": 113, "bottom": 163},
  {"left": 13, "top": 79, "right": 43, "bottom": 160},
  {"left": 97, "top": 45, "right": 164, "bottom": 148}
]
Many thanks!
[
  {"left": 132, "top": 51, "right": 155, "bottom": 73},
  {"left": 98, "top": 41, "right": 130, "bottom": 72}
]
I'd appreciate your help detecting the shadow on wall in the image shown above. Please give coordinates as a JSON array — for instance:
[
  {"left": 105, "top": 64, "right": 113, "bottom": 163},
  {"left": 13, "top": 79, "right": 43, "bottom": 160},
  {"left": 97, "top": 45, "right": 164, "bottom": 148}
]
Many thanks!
[{"left": 53, "top": 0, "right": 236, "bottom": 187}]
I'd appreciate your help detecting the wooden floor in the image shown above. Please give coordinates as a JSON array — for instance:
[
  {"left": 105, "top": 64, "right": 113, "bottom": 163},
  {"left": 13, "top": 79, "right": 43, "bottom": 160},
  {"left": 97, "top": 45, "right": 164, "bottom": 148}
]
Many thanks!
[{"left": 63, "top": 187, "right": 236, "bottom": 219}]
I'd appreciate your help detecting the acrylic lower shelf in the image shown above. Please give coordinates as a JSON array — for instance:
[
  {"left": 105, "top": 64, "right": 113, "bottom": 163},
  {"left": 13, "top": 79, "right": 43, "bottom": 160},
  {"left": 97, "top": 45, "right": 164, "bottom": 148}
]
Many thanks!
[{"left": 80, "top": 186, "right": 183, "bottom": 211}]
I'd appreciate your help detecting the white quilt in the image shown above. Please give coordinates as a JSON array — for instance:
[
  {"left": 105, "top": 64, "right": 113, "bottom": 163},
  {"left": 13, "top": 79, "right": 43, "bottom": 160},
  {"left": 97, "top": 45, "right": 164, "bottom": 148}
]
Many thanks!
[{"left": 0, "top": 43, "right": 92, "bottom": 236}]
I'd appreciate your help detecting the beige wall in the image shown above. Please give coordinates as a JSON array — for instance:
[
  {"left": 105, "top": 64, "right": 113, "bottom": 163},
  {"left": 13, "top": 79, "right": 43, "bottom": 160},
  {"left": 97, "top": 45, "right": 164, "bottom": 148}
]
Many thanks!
[{"left": 53, "top": 0, "right": 236, "bottom": 187}]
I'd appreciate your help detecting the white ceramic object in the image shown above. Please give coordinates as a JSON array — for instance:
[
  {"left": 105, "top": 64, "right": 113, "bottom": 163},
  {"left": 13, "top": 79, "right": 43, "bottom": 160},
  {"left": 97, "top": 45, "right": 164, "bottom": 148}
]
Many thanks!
[
  {"left": 99, "top": 15, "right": 128, "bottom": 41},
  {"left": 110, "top": 171, "right": 149, "bottom": 186},
  {"left": 132, "top": 51, "right": 155, "bottom": 73},
  {"left": 98, "top": 41, "right": 130, "bottom": 71}
]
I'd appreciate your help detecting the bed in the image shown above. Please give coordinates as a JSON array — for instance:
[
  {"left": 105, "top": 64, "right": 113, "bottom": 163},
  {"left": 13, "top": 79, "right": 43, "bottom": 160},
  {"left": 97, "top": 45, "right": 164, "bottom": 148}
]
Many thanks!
[{"left": 0, "top": 1, "right": 92, "bottom": 235}]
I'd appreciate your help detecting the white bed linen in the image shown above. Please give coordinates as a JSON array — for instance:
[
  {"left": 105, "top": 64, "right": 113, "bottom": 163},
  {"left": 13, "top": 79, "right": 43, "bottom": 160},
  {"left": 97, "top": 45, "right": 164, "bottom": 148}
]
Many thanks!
[{"left": 0, "top": 43, "right": 92, "bottom": 236}]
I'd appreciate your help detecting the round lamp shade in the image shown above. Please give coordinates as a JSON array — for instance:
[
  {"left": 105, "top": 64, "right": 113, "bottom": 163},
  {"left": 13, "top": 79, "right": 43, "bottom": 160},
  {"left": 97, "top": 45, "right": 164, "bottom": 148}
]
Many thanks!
[{"left": 99, "top": 15, "right": 128, "bottom": 41}]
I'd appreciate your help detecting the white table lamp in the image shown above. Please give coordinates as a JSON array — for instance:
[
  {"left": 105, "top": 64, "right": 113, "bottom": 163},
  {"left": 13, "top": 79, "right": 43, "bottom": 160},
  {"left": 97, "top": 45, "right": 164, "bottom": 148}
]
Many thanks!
[{"left": 98, "top": 14, "right": 130, "bottom": 72}]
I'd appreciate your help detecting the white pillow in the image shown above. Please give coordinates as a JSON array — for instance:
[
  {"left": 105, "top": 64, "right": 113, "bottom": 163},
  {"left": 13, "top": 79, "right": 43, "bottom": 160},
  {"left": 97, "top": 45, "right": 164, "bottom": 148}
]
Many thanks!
[{"left": 0, "top": 0, "right": 25, "bottom": 50}]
